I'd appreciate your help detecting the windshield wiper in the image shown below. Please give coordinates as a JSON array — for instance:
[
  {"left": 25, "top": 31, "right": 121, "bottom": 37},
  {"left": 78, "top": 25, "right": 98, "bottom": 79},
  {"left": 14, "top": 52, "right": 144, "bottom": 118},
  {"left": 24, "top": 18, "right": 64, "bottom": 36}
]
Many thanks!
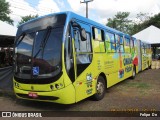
[
  {"left": 15, "top": 33, "right": 25, "bottom": 47},
  {"left": 34, "top": 26, "right": 52, "bottom": 58}
]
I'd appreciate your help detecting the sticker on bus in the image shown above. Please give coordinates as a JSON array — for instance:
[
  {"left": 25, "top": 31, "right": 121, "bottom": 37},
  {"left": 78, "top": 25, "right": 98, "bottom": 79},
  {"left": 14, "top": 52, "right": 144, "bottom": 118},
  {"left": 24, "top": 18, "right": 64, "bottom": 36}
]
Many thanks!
[{"left": 33, "top": 67, "right": 39, "bottom": 75}]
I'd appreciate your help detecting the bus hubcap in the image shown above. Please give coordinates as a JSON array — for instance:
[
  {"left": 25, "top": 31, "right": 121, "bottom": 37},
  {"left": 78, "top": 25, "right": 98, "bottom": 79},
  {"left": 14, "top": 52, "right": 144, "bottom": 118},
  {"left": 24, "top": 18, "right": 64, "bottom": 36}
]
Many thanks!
[{"left": 97, "top": 82, "right": 104, "bottom": 95}]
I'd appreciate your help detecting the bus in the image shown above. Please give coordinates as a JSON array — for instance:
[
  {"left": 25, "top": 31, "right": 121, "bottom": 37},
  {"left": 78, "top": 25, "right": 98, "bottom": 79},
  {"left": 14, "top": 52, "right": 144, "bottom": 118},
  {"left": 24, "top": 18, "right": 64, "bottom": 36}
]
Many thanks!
[{"left": 13, "top": 11, "right": 152, "bottom": 104}]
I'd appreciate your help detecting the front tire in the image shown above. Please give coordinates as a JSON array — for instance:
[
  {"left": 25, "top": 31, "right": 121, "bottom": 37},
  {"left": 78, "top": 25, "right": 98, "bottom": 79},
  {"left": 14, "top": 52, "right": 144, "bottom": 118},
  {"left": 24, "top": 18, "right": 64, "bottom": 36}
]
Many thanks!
[{"left": 92, "top": 76, "right": 106, "bottom": 101}]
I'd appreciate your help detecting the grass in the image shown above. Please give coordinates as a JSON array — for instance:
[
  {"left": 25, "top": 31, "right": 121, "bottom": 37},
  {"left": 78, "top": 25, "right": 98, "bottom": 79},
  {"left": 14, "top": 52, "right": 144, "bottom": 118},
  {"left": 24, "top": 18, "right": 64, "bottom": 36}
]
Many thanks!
[
  {"left": 126, "top": 82, "right": 150, "bottom": 89},
  {"left": 114, "top": 81, "right": 152, "bottom": 96}
]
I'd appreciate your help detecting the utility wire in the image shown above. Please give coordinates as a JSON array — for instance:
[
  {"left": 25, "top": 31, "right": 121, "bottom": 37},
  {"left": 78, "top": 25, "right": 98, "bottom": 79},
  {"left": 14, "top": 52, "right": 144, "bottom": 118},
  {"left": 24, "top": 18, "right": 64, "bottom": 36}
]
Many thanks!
[{"left": 10, "top": 0, "right": 54, "bottom": 13}]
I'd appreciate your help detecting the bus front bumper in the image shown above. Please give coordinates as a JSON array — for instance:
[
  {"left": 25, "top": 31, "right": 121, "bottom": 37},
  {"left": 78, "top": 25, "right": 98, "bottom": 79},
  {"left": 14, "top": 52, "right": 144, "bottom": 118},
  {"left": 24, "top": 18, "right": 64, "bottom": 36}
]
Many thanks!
[{"left": 14, "top": 84, "right": 75, "bottom": 104}]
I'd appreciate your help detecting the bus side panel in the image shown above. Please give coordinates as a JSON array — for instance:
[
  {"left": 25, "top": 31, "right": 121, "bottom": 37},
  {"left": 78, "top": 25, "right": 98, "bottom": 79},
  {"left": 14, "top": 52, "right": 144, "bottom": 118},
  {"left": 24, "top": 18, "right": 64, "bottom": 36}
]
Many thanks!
[
  {"left": 105, "top": 52, "right": 119, "bottom": 87},
  {"left": 141, "top": 42, "right": 148, "bottom": 70},
  {"left": 147, "top": 44, "right": 152, "bottom": 67},
  {"left": 137, "top": 40, "right": 142, "bottom": 72}
]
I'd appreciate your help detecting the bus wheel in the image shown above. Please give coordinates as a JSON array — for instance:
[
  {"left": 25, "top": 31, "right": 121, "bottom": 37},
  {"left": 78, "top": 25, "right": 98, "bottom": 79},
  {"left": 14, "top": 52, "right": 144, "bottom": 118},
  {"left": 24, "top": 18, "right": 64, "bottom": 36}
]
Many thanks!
[
  {"left": 131, "top": 66, "right": 136, "bottom": 79},
  {"left": 93, "top": 76, "right": 106, "bottom": 101}
]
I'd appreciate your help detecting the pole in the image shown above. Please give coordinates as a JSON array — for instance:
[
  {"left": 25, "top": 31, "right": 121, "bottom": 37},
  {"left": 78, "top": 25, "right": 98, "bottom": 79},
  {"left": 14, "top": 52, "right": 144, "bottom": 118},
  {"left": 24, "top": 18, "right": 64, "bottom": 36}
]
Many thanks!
[
  {"left": 86, "top": 2, "right": 88, "bottom": 18},
  {"left": 80, "top": 0, "right": 93, "bottom": 18}
]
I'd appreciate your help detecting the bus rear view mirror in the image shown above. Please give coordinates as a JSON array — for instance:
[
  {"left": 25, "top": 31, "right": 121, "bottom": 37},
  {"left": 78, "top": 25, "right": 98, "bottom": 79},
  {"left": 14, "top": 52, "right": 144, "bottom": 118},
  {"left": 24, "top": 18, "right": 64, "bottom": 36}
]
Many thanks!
[{"left": 80, "top": 28, "right": 87, "bottom": 41}]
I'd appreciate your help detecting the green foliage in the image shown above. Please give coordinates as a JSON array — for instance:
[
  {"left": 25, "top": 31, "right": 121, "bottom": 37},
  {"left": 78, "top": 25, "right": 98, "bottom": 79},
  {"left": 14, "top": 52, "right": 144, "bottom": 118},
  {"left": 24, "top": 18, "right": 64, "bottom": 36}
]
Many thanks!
[
  {"left": 0, "top": 0, "right": 13, "bottom": 25},
  {"left": 136, "top": 12, "right": 151, "bottom": 23},
  {"left": 18, "top": 14, "right": 38, "bottom": 26},
  {"left": 106, "top": 12, "right": 132, "bottom": 34},
  {"left": 131, "top": 13, "right": 160, "bottom": 35},
  {"left": 106, "top": 11, "right": 160, "bottom": 35}
]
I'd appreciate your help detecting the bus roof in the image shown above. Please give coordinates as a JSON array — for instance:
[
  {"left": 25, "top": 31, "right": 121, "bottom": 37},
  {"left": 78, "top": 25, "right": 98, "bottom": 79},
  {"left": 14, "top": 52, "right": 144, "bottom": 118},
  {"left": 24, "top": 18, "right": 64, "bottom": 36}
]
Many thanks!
[{"left": 19, "top": 11, "right": 131, "bottom": 38}]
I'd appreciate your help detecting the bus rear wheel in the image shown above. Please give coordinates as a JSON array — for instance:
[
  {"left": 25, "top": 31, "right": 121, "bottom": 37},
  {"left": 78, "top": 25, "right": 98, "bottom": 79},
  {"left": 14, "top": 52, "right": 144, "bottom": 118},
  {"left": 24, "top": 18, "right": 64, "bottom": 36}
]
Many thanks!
[{"left": 92, "top": 76, "right": 106, "bottom": 101}]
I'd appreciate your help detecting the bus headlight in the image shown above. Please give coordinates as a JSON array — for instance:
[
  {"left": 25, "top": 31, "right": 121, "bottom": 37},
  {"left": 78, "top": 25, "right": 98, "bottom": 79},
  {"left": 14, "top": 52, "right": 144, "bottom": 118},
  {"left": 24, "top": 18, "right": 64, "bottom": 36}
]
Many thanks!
[
  {"left": 55, "top": 84, "right": 59, "bottom": 89},
  {"left": 14, "top": 82, "right": 20, "bottom": 88},
  {"left": 51, "top": 83, "right": 64, "bottom": 90},
  {"left": 50, "top": 85, "right": 54, "bottom": 90}
]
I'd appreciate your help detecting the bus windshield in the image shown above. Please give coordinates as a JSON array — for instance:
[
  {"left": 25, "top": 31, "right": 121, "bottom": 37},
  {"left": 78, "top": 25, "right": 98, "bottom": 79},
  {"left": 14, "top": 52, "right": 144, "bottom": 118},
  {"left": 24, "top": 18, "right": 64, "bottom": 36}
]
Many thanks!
[{"left": 15, "top": 27, "right": 63, "bottom": 82}]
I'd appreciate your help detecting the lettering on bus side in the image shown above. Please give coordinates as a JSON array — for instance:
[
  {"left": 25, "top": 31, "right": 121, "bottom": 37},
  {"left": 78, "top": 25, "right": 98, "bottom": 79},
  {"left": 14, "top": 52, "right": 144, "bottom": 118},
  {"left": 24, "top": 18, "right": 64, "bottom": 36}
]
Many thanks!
[
  {"left": 142, "top": 55, "right": 148, "bottom": 68},
  {"left": 85, "top": 73, "right": 93, "bottom": 95},
  {"left": 125, "top": 65, "right": 132, "bottom": 72},
  {"left": 104, "top": 61, "right": 114, "bottom": 69},
  {"left": 86, "top": 88, "right": 93, "bottom": 95},
  {"left": 123, "top": 58, "right": 132, "bottom": 66},
  {"left": 86, "top": 73, "right": 92, "bottom": 88},
  {"left": 97, "top": 60, "right": 101, "bottom": 70},
  {"left": 123, "top": 58, "right": 133, "bottom": 73}
]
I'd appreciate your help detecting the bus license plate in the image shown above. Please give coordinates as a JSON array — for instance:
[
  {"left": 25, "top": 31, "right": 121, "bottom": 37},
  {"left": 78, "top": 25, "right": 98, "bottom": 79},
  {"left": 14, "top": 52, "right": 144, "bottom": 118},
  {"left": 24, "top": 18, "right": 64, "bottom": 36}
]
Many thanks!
[{"left": 28, "top": 92, "right": 38, "bottom": 98}]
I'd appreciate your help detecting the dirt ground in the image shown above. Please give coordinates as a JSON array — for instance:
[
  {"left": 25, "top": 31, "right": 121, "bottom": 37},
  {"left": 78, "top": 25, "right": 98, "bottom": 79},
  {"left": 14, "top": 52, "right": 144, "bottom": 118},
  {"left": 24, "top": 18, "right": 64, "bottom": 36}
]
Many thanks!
[{"left": 0, "top": 69, "right": 160, "bottom": 119}]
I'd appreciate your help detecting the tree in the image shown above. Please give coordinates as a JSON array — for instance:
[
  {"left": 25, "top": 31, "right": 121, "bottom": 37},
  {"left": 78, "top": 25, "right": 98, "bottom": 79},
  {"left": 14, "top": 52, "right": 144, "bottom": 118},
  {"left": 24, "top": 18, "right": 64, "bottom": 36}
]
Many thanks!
[
  {"left": 106, "top": 12, "right": 132, "bottom": 34},
  {"left": 130, "top": 12, "right": 160, "bottom": 35},
  {"left": 0, "top": 0, "right": 13, "bottom": 25},
  {"left": 143, "top": 13, "right": 160, "bottom": 28},
  {"left": 136, "top": 12, "right": 151, "bottom": 23},
  {"left": 18, "top": 14, "right": 38, "bottom": 26}
]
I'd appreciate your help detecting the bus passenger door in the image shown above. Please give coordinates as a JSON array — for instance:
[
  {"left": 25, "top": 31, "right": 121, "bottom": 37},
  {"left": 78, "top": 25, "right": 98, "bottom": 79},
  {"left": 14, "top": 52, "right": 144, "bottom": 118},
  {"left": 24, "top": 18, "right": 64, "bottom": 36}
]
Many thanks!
[{"left": 71, "top": 22, "right": 93, "bottom": 102}]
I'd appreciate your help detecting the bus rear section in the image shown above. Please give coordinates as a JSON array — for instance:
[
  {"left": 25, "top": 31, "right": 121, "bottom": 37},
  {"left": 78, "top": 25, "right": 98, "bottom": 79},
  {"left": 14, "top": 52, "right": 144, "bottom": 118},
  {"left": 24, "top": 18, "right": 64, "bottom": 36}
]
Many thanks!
[{"left": 137, "top": 39, "right": 152, "bottom": 72}]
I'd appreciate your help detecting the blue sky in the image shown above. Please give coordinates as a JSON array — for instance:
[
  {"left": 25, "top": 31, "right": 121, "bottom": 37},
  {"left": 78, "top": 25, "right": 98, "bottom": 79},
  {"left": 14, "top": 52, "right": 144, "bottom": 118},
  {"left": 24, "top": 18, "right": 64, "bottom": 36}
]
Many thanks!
[{"left": 6, "top": 0, "right": 160, "bottom": 26}]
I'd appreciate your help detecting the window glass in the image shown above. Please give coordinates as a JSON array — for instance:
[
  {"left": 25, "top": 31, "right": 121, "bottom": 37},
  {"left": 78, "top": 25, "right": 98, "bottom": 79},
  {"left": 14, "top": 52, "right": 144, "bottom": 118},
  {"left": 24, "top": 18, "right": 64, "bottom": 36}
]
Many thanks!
[
  {"left": 33, "top": 30, "right": 46, "bottom": 58},
  {"left": 125, "top": 38, "right": 130, "bottom": 46},
  {"left": 16, "top": 33, "right": 35, "bottom": 78},
  {"left": 105, "top": 31, "right": 116, "bottom": 52},
  {"left": 33, "top": 28, "right": 63, "bottom": 75},
  {"left": 94, "top": 28, "right": 102, "bottom": 41},
  {"left": 124, "top": 38, "right": 130, "bottom": 53},
  {"left": 105, "top": 32, "right": 115, "bottom": 43},
  {"left": 75, "top": 31, "right": 91, "bottom": 53},
  {"left": 120, "top": 36, "right": 123, "bottom": 44},
  {"left": 130, "top": 40, "right": 135, "bottom": 53}
]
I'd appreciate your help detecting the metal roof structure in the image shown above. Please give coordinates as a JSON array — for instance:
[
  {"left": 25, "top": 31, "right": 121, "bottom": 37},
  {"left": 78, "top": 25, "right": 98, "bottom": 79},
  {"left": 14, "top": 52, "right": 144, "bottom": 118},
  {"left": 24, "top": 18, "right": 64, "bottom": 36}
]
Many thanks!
[
  {"left": 133, "top": 25, "right": 160, "bottom": 45},
  {"left": 0, "top": 21, "right": 17, "bottom": 47}
]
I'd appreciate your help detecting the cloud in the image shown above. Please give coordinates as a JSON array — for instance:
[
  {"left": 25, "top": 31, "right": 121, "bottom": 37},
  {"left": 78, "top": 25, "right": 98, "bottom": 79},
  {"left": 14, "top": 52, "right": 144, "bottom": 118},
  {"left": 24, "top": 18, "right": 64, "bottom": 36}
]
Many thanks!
[
  {"left": 67, "top": 0, "right": 160, "bottom": 24},
  {"left": 7, "top": 0, "right": 60, "bottom": 26},
  {"left": 36, "top": 0, "right": 60, "bottom": 15},
  {"left": 67, "top": 0, "right": 86, "bottom": 16},
  {"left": 7, "top": 0, "right": 160, "bottom": 26},
  {"left": 56, "top": 0, "right": 65, "bottom": 8},
  {"left": 7, "top": 0, "right": 37, "bottom": 26}
]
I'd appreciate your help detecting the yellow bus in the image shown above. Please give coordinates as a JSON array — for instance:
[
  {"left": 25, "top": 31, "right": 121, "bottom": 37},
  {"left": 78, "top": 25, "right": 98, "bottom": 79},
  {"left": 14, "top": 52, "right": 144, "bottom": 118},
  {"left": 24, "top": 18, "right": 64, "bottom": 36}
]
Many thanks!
[{"left": 14, "top": 11, "right": 152, "bottom": 104}]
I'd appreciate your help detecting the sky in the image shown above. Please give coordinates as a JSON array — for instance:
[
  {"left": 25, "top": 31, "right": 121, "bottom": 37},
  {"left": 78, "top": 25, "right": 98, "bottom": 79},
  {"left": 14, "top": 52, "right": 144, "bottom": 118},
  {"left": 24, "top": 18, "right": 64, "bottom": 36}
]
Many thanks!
[{"left": 6, "top": 0, "right": 160, "bottom": 26}]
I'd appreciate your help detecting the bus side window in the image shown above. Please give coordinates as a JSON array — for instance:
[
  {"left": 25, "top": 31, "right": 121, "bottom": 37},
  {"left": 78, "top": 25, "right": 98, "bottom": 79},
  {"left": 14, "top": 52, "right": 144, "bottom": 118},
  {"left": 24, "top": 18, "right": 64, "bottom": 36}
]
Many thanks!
[
  {"left": 115, "top": 35, "right": 124, "bottom": 53},
  {"left": 105, "top": 31, "right": 116, "bottom": 53},
  {"left": 142, "top": 43, "right": 145, "bottom": 54},
  {"left": 115, "top": 34, "right": 123, "bottom": 53},
  {"left": 120, "top": 36, "right": 124, "bottom": 52},
  {"left": 74, "top": 29, "right": 92, "bottom": 77},
  {"left": 92, "top": 27, "right": 105, "bottom": 53},
  {"left": 124, "top": 37, "right": 131, "bottom": 53},
  {"left": 130, "top": 39, "right": 135, "bottom": 53},
  {"left": 74, "top": 30, "right": 92, "bottom": 53}
]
